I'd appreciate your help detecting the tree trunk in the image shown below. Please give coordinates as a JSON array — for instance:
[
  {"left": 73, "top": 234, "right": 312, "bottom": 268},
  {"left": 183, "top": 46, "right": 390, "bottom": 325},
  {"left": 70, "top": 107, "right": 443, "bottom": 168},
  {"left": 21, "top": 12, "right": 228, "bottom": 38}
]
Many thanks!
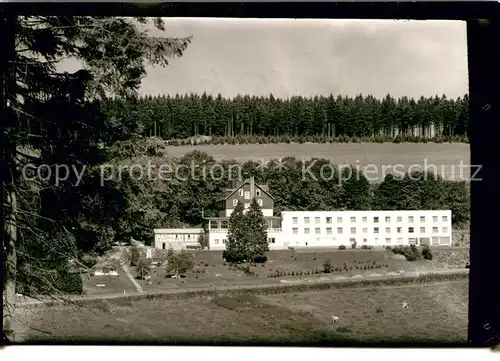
[
  {"left": 1, "top": 15, "right": 17, "bottom": 342},
  {"left": 4, "top": 190, "right": 18, "bottom": 342}
]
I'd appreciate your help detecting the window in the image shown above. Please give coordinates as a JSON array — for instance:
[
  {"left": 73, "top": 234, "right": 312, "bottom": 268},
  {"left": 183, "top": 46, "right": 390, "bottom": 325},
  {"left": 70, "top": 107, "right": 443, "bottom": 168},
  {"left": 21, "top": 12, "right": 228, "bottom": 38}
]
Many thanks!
[
  {"left": 326, "top": 227, "right": 332, "bottom": 235},
  {"left": 175, "top": 234, "right": 178, "bottom": 239},
  {"left": 432, "top": 227, "right": 438, "bottom": 233},
  {"left": 222, "top": 239, "right": 226, "bottom": 244},
  {"left": 420, "top": 227, "right": 425, "bottom": 233},
  {"left": 433, "top": 216, "right": 438, "bottom": 222},
  {"left": 221, "top": 220, "right": 229, "bottom": 229},
  {"left": 442, "top": 216, "right": 448, "bottom": 222},
  {"left": 374, "top": 217, "right": 379, "bottom": 223},
  {"left": 257, "top": 199, "right": 263, "bottom": 207},
  {"left": 337, "top": 217, "right": 343, "bottom": 223},
  {"left": 232, "top": 199, "right": 238, "bottom": 206},
  {"left": 362, "top": 216, "right": 368, "bottom": 223},
  {"left": 385, "top": 216, "right": 391, "bottom": 223},
  {"left": 337, "top": 227, "right": 343, "bottom": 234},
  {"left": 292, "top": 228, "right": 298, "bottom": 235},
  {"left": 397, "top": 216, "right": 402, "bottom": 222},
  {"left": 315, "top": 228, "right": 321, "bottom": 234},
  {"left": 350, "top": 238, "right": 356, "bottom": 243},
  {"left": 409, "top": 227, "right": 414, "bottom": 233},
  {"left": 350, "top": 227, "right": 356, "bottom": 234},
  {"left": 244, "top": 191, "right": 250, "bottom": 200},
  {"left": 238, "top": 189, "right": 243, "bottom": 196},
  {"left": 420, "top": 216, "right": 426, "bottom": 222},
  {"left": 315, "top": 217, "right": 320, "bottom": 224},
  {"left": 244, "top": 203, "right": 250, "bottom": 208},
  {"left": 363, "top": 238, "right": 368, "bottom": 243},
  {"left": 374, "top": 227, "right": 379, "bottom": 234},
  {"left": 210, "top": 220, "right": 218, "bottom": 229},
  {"left": 397, "top": 227, "right": 402, "bottom": 233},
  {"left": 397, "top": 238, "right": 403, "bottom": 244},
  {"left": 362, "top": 228, "right": 368, "bottom": 233},
  {"left": 214, "top": 239, "right": 219, "bottom": 244},
  {"left": 292, "top": 217, "right": 298, "bottom": 224},
  {"left": 385, "top": 227, "right": 391, "bottom": 233},
  {"left": 268, "top": 237, "right": 275, "bottom": 244},
  {"left": 304, "top": 217, "right": 310, "bottom": 224},
  {"left": 350, "top": 216, "right": 356, "bottom": 223},
  {"left": 256, "top": 189, "right": 261, "bottom": 196},
  {"left": 408, "top": 216, "right": 414, "bottom": 223},
  {"left": 442, "top": 227, "right": 449, "bottom": 233},
  {"left": 187, "top": 234, "right": 191, "bottom": 239},
  {"left": 385, "top": 238, "right": 391, "bottom": 244},
  {"left": 326, "top": 217, "right": 332, "bottom": 224},
  {"left": 304, "top": 228, "right": 310, "bottom": 234}
]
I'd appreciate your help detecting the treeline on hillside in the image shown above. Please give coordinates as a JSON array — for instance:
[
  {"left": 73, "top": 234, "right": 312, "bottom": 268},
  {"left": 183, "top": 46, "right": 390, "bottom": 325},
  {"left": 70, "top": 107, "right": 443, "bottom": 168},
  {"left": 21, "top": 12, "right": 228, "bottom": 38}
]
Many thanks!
[
  {"left": 101, "top": 93, "right": 470, "bottom": 142},
  {"left": 118, "top": 150, "right": 470, "bottom": 245}
]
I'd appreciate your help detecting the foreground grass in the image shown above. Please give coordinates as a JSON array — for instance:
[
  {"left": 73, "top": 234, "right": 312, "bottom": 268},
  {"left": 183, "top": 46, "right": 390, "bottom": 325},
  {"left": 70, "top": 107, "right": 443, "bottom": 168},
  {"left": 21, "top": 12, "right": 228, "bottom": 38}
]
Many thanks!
[{"left": 20, "top": 279, "right": 467, "bottom": 346}]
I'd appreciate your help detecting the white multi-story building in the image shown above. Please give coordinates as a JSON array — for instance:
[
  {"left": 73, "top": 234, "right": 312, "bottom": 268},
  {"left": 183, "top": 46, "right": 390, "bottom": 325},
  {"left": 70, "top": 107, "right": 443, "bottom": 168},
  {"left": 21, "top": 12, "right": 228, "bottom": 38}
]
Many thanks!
[
  {"left": 154, "top": 177, "right": 453, "bottom": 250},
  {"left": 280, "top": 210, "right": 452, "bottom": 248}
]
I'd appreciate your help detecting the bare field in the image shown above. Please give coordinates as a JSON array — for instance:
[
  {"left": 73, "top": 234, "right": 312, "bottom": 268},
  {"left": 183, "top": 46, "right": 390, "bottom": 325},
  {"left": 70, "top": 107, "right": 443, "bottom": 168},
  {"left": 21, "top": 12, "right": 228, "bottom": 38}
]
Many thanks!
[
  {"left": 21, "top": 280, "right": 468, "bottom": 345},
  {"left": 165, "top": 143, "right": 470, "bottom": 181}
]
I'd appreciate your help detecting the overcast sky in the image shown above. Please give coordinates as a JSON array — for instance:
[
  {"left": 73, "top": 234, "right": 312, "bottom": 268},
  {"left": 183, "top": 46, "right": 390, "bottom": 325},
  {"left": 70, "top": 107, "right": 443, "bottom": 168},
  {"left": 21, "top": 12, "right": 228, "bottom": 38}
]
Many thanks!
[{"left": 64, "top": 18, "right": 469, "bottom": 99}]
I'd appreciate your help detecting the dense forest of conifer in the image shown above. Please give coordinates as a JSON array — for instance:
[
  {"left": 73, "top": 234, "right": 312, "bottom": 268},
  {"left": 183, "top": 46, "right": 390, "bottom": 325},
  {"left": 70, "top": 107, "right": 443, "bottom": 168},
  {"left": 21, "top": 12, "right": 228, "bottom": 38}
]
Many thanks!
[{"left": 102, "top": 93, "right": 469, "bottom": 142}]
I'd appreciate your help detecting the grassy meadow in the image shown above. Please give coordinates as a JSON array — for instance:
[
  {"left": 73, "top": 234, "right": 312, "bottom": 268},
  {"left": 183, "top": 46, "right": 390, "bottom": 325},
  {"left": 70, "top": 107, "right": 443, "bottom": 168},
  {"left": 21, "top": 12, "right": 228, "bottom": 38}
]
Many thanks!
[
  {"left": 20, "top": 279, "right": 468, "bottom": 345},
  {"left": 163, "top": 143, "right": 470, "bottom": 181}
]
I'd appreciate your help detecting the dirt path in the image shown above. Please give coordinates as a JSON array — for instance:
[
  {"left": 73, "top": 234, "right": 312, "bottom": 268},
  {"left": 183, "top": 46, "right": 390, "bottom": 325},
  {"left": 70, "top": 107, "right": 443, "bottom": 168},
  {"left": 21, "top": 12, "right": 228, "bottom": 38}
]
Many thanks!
[{"left": 121, "top": 264, "right": 143, "bottom": 293}]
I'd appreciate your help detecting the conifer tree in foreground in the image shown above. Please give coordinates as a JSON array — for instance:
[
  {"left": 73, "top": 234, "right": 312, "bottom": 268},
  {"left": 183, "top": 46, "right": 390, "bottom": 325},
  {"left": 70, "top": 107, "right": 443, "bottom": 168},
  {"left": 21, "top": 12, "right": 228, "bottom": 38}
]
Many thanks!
[
  {"left": 245, "top": 198, "right": 269, "bottom": 262},
  {"left": 225, "top": 200, "right": 248, "bottom": 263}
]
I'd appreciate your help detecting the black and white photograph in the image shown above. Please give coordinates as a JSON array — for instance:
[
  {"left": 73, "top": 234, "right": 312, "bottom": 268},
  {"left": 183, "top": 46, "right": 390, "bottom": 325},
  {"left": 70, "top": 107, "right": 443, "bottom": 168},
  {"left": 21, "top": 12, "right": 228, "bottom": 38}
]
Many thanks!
[{"left": 3, "top": 10, "right": 491, "bottom": 349}]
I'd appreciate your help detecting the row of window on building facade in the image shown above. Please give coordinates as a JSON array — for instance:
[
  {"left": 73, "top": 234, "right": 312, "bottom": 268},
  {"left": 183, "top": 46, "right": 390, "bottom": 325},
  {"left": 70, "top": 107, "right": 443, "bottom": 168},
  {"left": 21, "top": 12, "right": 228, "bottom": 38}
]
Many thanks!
[
  {"left": 212, "top": 237, "right": 276, "bottom": 245},
  {"left": 232, "top": 198, "right": 263, "bottom": 208},
  {"left": 291, "top": 226, "right": 449, "bottom": 235},
  {"left": 209, "top": 219, "right": 280, "bottom": 229},
  {"left": 292, "top": 215, "right": 448, "bottom": 225},
  {"left": 210, "top": 236, "right": 449, "bottom": 246}
]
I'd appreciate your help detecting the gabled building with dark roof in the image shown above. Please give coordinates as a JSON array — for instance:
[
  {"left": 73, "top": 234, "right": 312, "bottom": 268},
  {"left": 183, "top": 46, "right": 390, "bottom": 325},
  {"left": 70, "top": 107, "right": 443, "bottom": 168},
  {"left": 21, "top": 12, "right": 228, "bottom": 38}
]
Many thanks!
[{"left": 203, "top": 176, "right": 283, "bottom": 250}]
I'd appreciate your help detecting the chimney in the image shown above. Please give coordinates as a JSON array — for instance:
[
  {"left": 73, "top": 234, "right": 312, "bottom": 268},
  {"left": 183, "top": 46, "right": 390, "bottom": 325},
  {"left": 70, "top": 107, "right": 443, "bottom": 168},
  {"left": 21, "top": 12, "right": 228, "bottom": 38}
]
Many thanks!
[{"left": 250, "top": 176, "right": 255, "bottom": 199}]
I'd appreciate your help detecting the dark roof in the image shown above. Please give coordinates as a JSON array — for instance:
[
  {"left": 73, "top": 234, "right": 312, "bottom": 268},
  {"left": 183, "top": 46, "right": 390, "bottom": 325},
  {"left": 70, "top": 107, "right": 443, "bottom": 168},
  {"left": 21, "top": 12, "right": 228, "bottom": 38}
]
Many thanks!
[{"left": 218, "top": 178, "right": 275, "bottom": 201}]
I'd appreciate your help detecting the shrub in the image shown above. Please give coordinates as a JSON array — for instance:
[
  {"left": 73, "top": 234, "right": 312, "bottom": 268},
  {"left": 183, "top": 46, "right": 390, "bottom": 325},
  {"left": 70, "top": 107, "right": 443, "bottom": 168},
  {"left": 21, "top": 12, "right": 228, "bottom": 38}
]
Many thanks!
[
  {"left": 421, "top": 246, "right": 433, "bottom": 260},
  {"left": 323, "top": 260, "right": 333, "bottom": 273},
  {"left": 130, "top": 246, "right": 140, "bottom": 266},
  {"left": 385, "top": 246, "right": 392, "bottom": 251},
  {"left": 351, "top": 241, "right": 357, "bottom": 249},
  {"left": 403, "top": 245, "right": 422, "bottom": 262},
  {"left": 166, "top": 250, "right": 195, "bottom": 277},
  {"left": 361, "top": 245, "right": 369, "bottom": 250},
  {"left": 80, "top": 252, "right": 98, "bottom": 268},
  {"left": 136, "top": 259, "right": 151, "bottom": 280},
  {"left": 338, "top": 245, "right": 346, "bottom": 250}
]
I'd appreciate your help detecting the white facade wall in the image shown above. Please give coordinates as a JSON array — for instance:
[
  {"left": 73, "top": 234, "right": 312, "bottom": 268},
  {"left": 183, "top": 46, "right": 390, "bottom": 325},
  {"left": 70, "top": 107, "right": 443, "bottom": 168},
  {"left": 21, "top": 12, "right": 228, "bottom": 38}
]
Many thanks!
[
  {"left": 154, "top": 228, "right": 202, "bottom": 250},
  {"left": 207, "top": 229, "right": 284, "bottom": 251},
  {"left": 281, "top": 210, "right": 452, "bottom": 248}
]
